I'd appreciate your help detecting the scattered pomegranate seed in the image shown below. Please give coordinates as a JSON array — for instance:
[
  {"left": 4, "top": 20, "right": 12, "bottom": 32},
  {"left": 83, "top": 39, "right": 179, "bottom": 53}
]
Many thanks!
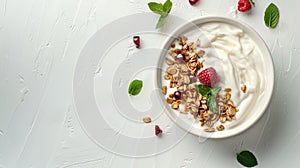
[
  {"left": 155, "top": 125, "right": 163, "bottom": 136},
  {"left": 176, "top": 53, "right": 186, "bottom": 62},
  {"left": 133, "top": 36, "right": 140, "bottom": 48},
  {"left": 174, "top": 91, "right": 182, "bottom": 100},
  {"left": 189, "top": 0, "right": 199, "bottom": 6}
]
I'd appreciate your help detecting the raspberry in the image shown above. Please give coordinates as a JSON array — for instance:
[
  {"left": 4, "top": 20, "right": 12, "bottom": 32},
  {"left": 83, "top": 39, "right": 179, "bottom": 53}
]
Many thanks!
[
  {"left": 238, "top": 0, "right": 252, "bottom": 12},
  {"left": 197, "top": 67, "right": 219, "bottom": 87},
  {"left": 155, "top": 125, "right": 163, "bottom": 136}
]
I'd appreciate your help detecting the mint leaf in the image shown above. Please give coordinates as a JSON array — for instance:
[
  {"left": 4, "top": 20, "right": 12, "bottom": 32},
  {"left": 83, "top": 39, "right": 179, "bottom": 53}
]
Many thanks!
[
  {"left": 237, "top": 150, "right": 258, "bottom": 167},
  {"left": 156, "top": 15, "right": 167, "bottom": 29},
  {"left": 196, "top": 84, "right": 211, "bottom": 97},
  {"left": 148, "top": 2, "right": 164, "bottom": 15},
  {"left": 249, "top": 0, "right": 255, "bottom": 7},
  {"left": 128, "top": 79, "right": 143, "bottom": 96},
  {"left": 264, "top": 3, "right": 280, "bottom": 28},
  {"left": 211, "top": 87, "right": 221, "bottom": 96},
  {"left": 196, "top": 85, "right": 221, "bottom": 113},
  {"left": 208, "top": 96, "right": 217, "bottom": 113},
  {"left": 163, "top": 0, "right": 172, "bottom": 14}
]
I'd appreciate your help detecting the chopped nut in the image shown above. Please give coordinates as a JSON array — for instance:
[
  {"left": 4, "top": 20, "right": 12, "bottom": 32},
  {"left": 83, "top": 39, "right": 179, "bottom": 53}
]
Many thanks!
[
  {"left": 176, "top": 99, "right": 182, "bottom": 104},
  {"left": 162, "top": 86, "right": 167, "bottom": 95},
  {"left": 166, "top": 58, "right": 174, "bottom": 65},
  {"left": 225, "top": 93, "right": 231, "bottom": 100},
  {"left": 204, "top": 127, "right": 215, "bottom": 132},
  {"left": 216, "top": 125, "right": 225, "bottom": 131},
  {"left": 197, "top": 50, "right": 205, "bottom": 57},
  {"left": 220, "top": 117, "right": 226, "bottom": 123},
  {"left": 241, "top": 84, "right": 247, "bottom": 93},
  {"left": 167, "top": 67, "right": 177, "bottom": 75},
  {"left": 143, "top": 117, "right": 152, "bottom": 123},
  {"left": 171, "top": 102, "right": 179, "bottom": 109},
  {"left": 183, "top": 75, "right": 190, "bottom": 84},
  {"left": 164, "top": 73, "right": 170, "bottom": 80},
  {"left": 167, "top": 97, "right": 173, "bottom": 104},
  {"left": 171, "top": 43, "right": 176, "bottom": 48},
  {"left": 225, "top": 88, "right": 231, "bottom": 92},
  {"left": 177, "top": 86, "right": 185, "bottom": 92}
]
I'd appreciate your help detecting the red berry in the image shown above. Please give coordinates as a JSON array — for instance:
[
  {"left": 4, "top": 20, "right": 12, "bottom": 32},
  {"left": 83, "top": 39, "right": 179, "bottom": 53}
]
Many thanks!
[
  {"left": 133, "top": 36, "right": 140, "bottom": 48},
  {"left": 197, "top": 67, "right": 219, "bottom": 87},
  {"left": 174, "top": 91, "right": 182, "bottom": 100},
  {"left": 155, "top": 125, "right": 163, "bottom": 136},
  {"left": 189, "top": 0, "right": 199, "bottom": 6},
  {"left": 238, "top": 0, "right": 251, "bottom": 12}
]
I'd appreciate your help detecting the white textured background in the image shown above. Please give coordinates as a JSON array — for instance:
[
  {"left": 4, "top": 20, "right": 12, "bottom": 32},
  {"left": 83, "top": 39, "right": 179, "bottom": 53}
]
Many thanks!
[{"left": 1, "top": 0, "right": 300, "bottom": 167}]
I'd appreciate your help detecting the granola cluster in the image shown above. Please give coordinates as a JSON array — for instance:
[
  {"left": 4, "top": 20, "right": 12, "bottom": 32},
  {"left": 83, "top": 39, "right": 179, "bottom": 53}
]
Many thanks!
[{"left": 162, "top": 36, "right": 239, "bottom": 132}]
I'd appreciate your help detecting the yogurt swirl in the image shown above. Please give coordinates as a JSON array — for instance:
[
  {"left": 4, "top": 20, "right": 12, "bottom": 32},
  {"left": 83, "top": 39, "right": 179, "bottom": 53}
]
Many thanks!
[{"left": 196, "top": 22, "right": 264, "bottom": 126}]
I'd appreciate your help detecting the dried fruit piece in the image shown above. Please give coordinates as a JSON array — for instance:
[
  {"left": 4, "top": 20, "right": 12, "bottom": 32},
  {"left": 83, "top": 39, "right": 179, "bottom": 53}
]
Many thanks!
[
  {"left": 176, "top": 53, "right": 186, "bottom": 62},
  {"left": 143, "top": 117, "right": 152, "bottom": 123},
  {"left": 133, "top": 36, "right": 140, "bottom": 48},
  {"left": 197, "top": 67, "right": 219, "bottom": 87},
  {"left": 189, "top": 0, "right": 199, "bottom": 6},
  {"left": 155, "top": 125, "right": 163, "bottom": 136},
  {"left": 174, "top": 91, "right": 182, "bottom": 100}
]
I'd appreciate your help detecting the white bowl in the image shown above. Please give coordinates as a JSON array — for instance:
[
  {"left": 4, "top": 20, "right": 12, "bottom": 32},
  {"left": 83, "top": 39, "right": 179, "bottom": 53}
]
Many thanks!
[{"left": 157, "top": 16, "right": 274, "bottom": 138}]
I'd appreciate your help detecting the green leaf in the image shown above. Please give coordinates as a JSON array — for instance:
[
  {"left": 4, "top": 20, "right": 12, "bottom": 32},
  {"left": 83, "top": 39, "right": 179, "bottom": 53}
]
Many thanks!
[
  {"left": 148, "top": 2, "right": 164, "bottom": 15},
  {"left": 156, "top": 15, "right": 167, "bottom": 29},
  {"left": 163, "top": 0, "right": 172, "bottom": 13},
  {"left": 196, "top": 84, "right": 211, "bottom": 97},
  {"left": 207, "top": 96, "right": 217, "bottom": 113},
  {"left": 211, "top": 87, "right": 221, "bottom": 96},
  {"left": 128, "top": 79, "right": 143, "bottom": 96},
  {"left": 237, "top": 151, "right": 258, "bottom": 167},
  {"left": 264, "top": 3, "right": 280, "bottom": 28},
  {"left": 149, "top": 0, "right": 173, "bottom": 29},
  {"left": 249, "top": 0, "right": 255, "bottom": 7}
]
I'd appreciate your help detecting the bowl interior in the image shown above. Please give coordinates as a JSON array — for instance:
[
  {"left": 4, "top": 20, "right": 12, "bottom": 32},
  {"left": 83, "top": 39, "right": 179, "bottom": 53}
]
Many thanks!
[{"left": 157, "top": 16, "right": 274, "bottom": 138}]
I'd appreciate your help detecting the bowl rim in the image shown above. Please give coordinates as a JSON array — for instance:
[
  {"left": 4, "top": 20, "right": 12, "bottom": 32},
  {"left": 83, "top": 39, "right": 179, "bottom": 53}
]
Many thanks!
[{"left": 156, "top": 15, "right": 275, "bottom": 139}]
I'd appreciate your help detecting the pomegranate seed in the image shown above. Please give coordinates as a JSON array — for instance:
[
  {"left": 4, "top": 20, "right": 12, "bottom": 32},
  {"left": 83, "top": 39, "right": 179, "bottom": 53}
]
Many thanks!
[
  {"left": 176, "top": 53, "right": 186, "bottom": 62},
  {"left": 174, "top": 91, "right": 182, "bottom": 100},
  {"left": 189, "top": 0, "right": 199, "bottom": 6},
  {"left": 133, "top": 36, "right": 140, "bottom": 48},
  {"left": 155, "top": 125, "right": 163, "bottom": 136},
  {"left": 189, "top": 74, "right": 197, "bottom": 83}
]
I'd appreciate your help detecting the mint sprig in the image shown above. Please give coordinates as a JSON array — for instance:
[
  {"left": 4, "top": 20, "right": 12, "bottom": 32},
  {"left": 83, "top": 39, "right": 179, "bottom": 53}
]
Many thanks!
[
  {"left": 196, "top": 84, "right": 221, "bottom": 113},
  {"left": 148, "top": 0, "right": 173, "bottom": 29}
]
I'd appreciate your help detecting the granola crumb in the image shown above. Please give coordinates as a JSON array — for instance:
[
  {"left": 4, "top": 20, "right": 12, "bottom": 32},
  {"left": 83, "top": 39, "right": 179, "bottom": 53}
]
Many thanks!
[
  {"left": 143, "top": 117, "right": 152, "bottom": 123},
  {"left": 241, "top": 84, "right": 247, "bottom": 93},
  {"left": 204, "top": 127, "right": 215, "bottom": 132},
  {"left": 162, "top": 86, "right": 167, "bottom": 95},
  {"left": 216, "top": 125, "right": 225, "bottom": 131}
]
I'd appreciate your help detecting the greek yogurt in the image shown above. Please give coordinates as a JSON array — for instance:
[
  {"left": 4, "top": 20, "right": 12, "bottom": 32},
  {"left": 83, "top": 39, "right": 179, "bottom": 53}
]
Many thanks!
[{"left": 196, "top": 22, "right": 265, "bottom": 127}]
